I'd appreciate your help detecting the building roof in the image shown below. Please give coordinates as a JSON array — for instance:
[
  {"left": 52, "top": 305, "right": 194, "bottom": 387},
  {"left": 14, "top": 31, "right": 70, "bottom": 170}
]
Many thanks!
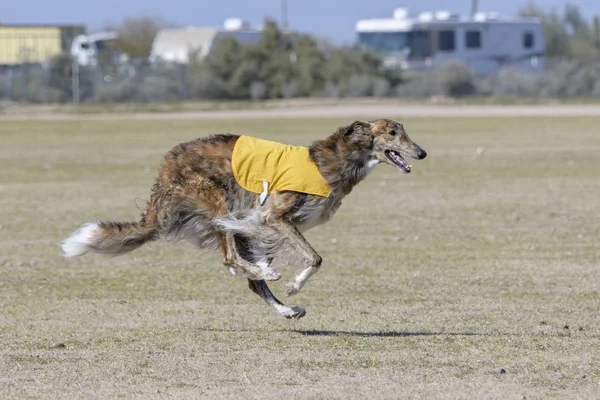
[
  {"left": 0, "top": 23, "right": 84, "bottom": 29},
  {"left": 356, "top": 8, "right": 541, "bottom": 32},
  {"left": 151, "top": 27, "right": 218, "bottom": 63}
]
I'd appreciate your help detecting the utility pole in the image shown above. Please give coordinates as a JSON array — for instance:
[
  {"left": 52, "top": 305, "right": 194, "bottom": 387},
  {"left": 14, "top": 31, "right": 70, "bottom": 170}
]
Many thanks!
[
  {"left": 281, "top": 0, "right": 288, "bottom": 30},
  {"left": 594, "top": 15, "right": 600, "bottom": 55},
  {"left": 72, "top": 57, "right": 80, "bottom": 105},
  {"left": 471, "top": 0, "right": 478, "bottom": 17}
]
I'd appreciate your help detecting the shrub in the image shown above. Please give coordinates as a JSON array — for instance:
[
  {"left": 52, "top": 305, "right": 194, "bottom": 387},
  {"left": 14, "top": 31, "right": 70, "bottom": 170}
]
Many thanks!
[
  {"left": 372, "top": 77, "right": 391, "bottom": 97},
  {"left": 186, "top": 69, "right": 228, "bottom": 99},
  {"left": 478, "top": 68, "right": 540, "bottom": 97},
  {"left": 135, "top": 74, "right": 180, "bottom": 103},
  {"left": 250, "top": 81, "right": 267, "bottom": 101},
  {"left": 322, "top": 82, "right": 340, "bottom": 98},
  {"left": 283, "top": 80, "right": 300, "bottom": 98},
  {"left": 437, "top": 62, "right": 477, "bottom": 97},
  {"left": 340, "top": 74, "right": 374, "bottom": 97},
  {"left": 395, "top": 71, "right": 440, "bottom": 98},
  {"left": 92, "top": 79, "right": 138, "bottom": 103}
]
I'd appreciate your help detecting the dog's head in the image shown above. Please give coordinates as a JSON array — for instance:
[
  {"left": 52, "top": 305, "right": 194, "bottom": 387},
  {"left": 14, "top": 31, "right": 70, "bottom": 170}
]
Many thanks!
[{"left": 343, "top": 119, "right": 427, "bottom": 173}]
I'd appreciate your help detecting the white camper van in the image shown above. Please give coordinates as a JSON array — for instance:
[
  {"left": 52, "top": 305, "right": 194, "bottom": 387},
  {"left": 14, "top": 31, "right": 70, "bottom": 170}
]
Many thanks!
[{"left": 356, "top": 8, "right": 545, "bottom": 75}]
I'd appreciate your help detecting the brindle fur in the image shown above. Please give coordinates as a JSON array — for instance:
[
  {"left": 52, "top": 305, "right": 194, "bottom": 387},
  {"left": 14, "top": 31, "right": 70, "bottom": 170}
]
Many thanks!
[{"left": 62, "top": 119, "right": 427, "bottom": 319}]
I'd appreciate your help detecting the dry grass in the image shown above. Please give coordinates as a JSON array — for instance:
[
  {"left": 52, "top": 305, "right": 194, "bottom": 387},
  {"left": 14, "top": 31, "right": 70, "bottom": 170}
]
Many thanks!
[
  {"left": 3, "top": 97, "right": 600, "bottom": 118},
  {"left": 0, "top": 116, "right": 599, "bottom": 399}
]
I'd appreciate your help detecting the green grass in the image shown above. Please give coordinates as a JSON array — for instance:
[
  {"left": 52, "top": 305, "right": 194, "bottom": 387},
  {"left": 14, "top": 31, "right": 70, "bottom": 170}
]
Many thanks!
[{"left": 0, "top": 116, "right": 599, "bottom": 398}]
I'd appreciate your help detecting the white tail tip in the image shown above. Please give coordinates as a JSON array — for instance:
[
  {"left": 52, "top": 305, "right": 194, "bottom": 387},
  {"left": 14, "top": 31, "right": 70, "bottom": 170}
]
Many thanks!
[{"left": 61, "top": 222, "right": 99, "bottom": 257}]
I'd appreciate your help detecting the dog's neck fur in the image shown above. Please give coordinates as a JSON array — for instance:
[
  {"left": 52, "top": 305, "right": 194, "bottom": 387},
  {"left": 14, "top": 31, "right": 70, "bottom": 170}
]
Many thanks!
[{"left": 309, "top": 130, "right": 373, "bottom": 196}]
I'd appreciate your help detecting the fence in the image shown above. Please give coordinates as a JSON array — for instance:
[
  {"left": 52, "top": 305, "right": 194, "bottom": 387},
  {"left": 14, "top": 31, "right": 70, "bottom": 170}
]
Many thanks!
[{"left": 2, "top": 56, "right": 600, "bottom": 104}]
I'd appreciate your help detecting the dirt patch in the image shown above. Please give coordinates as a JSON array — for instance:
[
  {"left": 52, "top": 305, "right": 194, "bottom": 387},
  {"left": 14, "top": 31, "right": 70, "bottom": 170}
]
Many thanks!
[{"left": 3, "top": 103, "right": 600, "bottom": 120}]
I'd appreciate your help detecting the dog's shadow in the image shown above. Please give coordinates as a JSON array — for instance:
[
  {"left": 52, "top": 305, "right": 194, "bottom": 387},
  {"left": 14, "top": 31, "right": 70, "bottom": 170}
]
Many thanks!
[
  {"left": 194, "top": 328, "right": 483, "bottom": 337},
  {"left": 292, "top": 329, "right": 483, "bottom": 337}
]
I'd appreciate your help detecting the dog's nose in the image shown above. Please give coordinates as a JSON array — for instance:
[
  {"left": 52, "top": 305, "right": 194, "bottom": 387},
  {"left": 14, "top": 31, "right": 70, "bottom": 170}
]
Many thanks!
[{"left": 417, "top": 148, "right": 427, "bottom": 160}]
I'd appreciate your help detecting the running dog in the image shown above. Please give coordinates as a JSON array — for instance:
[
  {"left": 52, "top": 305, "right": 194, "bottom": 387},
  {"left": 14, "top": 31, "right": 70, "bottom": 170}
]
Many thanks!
[{"left": 61, "top": 119, "right": 427, "bottom": 319}]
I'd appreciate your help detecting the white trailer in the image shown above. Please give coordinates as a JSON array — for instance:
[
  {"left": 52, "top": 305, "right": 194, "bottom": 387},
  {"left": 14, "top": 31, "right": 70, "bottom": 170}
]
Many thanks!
[{"left": 356, "top": 8, "right": 545, "bottom": 75}]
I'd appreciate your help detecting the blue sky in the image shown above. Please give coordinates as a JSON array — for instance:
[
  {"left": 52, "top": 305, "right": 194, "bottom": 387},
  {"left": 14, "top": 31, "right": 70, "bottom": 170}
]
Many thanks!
[{"left": 1, "top": 0, "right": 599, "bottom": 44}]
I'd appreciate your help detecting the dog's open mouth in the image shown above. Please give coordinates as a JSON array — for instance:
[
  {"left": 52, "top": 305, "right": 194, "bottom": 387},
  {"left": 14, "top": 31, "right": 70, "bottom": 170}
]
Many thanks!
[{"left": 385, "top": 150, "right": 412, "bottom": 173}]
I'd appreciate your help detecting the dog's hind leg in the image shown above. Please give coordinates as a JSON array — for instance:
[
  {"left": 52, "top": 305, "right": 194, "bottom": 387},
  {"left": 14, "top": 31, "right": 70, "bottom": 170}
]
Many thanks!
[
  {"left": 219, "top": 232, "right": 281, "bottom": 281},
  {"left": 233, "top": 235, "right": 304, "bottom": 318},
  {"left": 248, "top": 279, "right": 306, "bottom": 319}
]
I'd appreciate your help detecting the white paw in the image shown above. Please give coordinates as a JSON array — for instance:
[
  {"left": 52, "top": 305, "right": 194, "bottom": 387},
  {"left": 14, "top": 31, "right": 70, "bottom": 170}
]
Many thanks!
[
  {"left": 227, "top": 267, "right": 240, "bottom": 276},
  {"left": 261, "top": 268, "right": 281, "bottom": 281},
  {"left": 276, "top": 304, "right": 306, "bottom": 319},
  {"left": 285, "top": 282, "right": 301, "bottom": 297}
]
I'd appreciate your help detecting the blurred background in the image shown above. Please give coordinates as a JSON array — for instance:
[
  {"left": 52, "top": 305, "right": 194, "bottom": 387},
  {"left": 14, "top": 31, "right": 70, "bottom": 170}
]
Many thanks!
[{"left": 1, "top": 0, "right": 600, "bottom": 104}]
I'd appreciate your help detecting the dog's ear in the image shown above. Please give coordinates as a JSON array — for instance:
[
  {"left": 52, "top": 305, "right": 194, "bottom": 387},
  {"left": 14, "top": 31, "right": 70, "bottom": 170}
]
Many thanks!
[
  {"left": 342, "top": 120, "right": 373, "bottom": 148},
  {"left": 344, "top": 120, "right": 371, "bottom": 136}
]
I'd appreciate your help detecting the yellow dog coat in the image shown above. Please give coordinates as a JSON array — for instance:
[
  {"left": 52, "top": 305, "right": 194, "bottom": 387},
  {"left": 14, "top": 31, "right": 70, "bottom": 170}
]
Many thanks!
[{"left": 232, "top": 136, "right": 331, "bottom": 199}]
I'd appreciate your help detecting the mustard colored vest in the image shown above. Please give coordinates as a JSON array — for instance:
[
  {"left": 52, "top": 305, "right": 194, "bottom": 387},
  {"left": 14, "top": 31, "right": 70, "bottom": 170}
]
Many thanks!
[{"left": 232, "top": 136, "right": 331, "bottom": 198}]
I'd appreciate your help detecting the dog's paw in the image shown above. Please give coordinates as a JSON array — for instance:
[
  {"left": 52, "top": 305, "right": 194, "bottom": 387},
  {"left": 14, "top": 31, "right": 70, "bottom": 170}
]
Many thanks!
[
  {"left": 276, "top": 305, "right": 306, "bottom": 319},
  {"left": 285, "top": 282, "right": 301, "bottom": 297},
  {"left": 261, "top": 268, "right": 281, "bottom": 281},
  {"left": 290, "top": 306, "right": 306, "bottom": 319}
]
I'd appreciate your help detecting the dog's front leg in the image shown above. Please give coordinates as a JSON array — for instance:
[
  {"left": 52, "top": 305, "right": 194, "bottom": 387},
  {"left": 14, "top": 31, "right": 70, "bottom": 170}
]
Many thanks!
[{"left": 268, "top": 220, "right": 322, "bottom": 296}]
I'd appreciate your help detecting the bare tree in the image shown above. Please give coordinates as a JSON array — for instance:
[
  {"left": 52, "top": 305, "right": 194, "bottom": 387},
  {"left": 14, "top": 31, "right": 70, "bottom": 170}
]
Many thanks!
[{"left": 112, "top": 16, "right": 170, "bottom": 59}]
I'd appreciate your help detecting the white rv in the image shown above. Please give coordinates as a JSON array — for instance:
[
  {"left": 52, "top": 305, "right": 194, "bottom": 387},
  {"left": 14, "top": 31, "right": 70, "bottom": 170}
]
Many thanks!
[{"left": 356, "top": 8, "right": 545, "bottom": 75}]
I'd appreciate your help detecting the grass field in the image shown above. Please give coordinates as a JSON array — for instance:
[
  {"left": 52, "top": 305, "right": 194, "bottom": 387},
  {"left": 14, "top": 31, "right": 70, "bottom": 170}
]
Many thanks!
[{"left": 0, "top": 116, "right": 599, "bottom": 399}]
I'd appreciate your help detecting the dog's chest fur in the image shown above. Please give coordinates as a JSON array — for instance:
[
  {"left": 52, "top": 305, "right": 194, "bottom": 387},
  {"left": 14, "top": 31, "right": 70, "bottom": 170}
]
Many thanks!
[{"left": 291, "top": 193, "right": 343, "bottom": 233}]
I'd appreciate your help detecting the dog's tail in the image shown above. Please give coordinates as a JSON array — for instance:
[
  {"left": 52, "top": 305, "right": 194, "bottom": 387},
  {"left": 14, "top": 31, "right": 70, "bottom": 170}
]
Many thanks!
[{"left": 61, "top": 220, "right": 157, "bottom": 258}]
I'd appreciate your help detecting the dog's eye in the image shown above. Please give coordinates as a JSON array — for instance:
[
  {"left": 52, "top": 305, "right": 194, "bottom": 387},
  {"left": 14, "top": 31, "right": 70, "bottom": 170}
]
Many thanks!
[{"left": 389, "top": 130, "right": 397, "bottom": 136}]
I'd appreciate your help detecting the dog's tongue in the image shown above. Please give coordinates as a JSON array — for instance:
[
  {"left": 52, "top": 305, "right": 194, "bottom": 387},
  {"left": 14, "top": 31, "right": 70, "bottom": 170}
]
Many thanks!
[{"left": 387, "top": 150, "right": 412, "bottom": 173}]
